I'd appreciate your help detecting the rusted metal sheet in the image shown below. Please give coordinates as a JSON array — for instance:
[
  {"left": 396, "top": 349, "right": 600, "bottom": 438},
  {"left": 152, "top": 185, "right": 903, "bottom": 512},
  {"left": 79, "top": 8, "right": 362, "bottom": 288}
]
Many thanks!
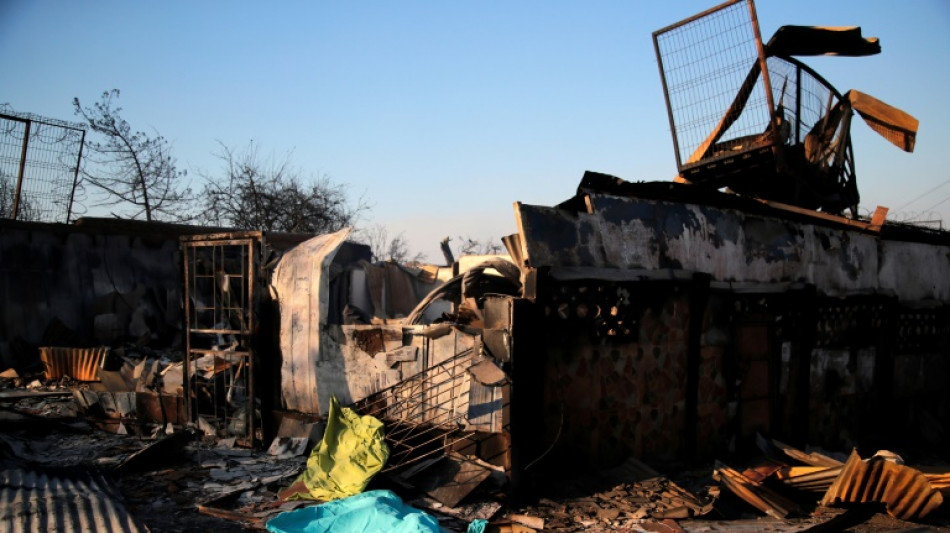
[
  {"left": 760, "top": 435, "right": 843, "bottom": 468},
  {"left": 39, "top": 346, "right": 108, "bottom": 381},
  {"left": 136, "top": 391, "right": 187, "bottom": 426},
  {"left": 348, "top": 325, "right": 403, "bottom": 356},
  {"left": 821, "top": 449, "right": 944, "bottom": 521},
  {"left": 765, "top": 25, "right": 880, "bottom": 57},
  {"left": 271, "top": 228, "right": 352, "bottom": 414},
  {"left": 385, "top": 262, "right": 418, "bottom": 318},
  {"left": 777, "top": 465, "right": 841, "bottom": 493},
  {"left": 714, "top": 462, "right": 798, "bottom": 518}
]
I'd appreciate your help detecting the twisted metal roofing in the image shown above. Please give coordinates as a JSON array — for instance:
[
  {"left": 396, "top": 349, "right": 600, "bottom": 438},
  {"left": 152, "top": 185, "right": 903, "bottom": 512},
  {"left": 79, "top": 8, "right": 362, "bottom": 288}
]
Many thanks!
[{"left": 0, "top": 464, "right": 148, "bottom": 533}]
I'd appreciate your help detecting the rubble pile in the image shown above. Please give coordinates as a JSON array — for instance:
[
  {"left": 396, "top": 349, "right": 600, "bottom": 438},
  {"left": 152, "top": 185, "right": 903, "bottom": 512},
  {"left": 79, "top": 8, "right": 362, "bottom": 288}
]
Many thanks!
[{"left": 3, "top": 342, "right": 950, "bottom": 533}]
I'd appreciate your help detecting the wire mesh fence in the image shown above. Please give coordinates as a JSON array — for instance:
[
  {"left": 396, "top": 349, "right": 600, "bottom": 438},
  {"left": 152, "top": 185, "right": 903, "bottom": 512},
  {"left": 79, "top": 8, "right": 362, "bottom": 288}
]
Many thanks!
[
  {"left": 653, "top": 0, "right": 773, "bottom": 170},
  {"left": 0, "top": 107, "right": 85, "bottom": 223}
]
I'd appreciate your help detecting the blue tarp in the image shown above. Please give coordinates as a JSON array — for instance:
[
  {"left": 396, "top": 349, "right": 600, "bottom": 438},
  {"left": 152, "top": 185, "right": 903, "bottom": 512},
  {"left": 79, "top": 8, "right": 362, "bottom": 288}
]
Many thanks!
[{"left": 266, "top": 490, "right": 441, "bottom": 533}]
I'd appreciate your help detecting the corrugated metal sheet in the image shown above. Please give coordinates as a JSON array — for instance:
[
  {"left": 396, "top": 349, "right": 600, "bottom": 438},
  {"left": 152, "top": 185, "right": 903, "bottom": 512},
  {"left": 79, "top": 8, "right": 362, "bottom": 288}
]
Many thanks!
[
  {"left": 0, "top": 464, "right": 148, "bottom": 533},
  {"left": 821, "top": 449, "right": 944, "bottom": 521},
  {"left": 39, "top": 346, "right": 108, "bottom": 381}
]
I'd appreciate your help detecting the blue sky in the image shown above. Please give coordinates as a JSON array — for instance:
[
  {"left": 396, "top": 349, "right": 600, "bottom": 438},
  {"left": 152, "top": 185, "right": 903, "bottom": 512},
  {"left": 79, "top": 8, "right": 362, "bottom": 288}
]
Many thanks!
[{"left": 2, "top": 1, "right": 948, "bottom": 260}]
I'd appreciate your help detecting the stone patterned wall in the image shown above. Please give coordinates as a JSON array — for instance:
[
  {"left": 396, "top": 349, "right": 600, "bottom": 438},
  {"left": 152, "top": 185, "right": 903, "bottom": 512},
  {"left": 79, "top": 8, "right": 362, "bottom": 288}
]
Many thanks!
[
  {"left": 525, "top": 282, "right": 950, "bottom": 473},
  {"left": 536, "top": 281, "right": 694, "bottom": 470},
  {"left": 695, "top": 344, "right": 729, "bottom": 457}
]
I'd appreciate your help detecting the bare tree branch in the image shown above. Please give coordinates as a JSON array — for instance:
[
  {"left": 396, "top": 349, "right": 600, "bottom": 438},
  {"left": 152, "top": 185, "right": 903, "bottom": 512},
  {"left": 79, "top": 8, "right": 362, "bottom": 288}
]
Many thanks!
[
  {"left": 357, "top": 223, "right": 424, "bottom": 264},
  {"left": 0, "top": 173, "right": 38, "bottom": 221},
  {"left": 199, "top": 141, "right": 370, "bottom": 233},
  {"left": 72, "top": 89, "right": 191, "bottom": 221},
  {"left": 455, "top": 235, "right": 504, "bottom": 256}
]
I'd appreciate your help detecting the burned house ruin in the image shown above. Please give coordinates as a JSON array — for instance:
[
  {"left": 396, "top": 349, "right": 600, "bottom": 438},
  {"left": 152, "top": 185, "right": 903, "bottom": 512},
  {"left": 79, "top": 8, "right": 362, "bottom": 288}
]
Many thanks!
[{"left": 1, "top": 0, "right": 948, "bottom": 530}]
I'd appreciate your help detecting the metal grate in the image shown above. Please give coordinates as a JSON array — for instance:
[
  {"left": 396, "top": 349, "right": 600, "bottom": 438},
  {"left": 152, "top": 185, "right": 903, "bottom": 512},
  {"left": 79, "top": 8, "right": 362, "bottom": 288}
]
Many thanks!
[
  {"left": 353, "top": 347, "right": 482, "bottom": 473},
  {"left": 654, "top": 0, "right": 773, "bottom": 170},
  {"left": 182, "top": 235, "right": 259, "bottom": 446},
  {"left": 814, "top": 301, "right": 887, "bottom": 349},
  {"left": 0, "top": 108, "right": 85, "bottom": 222},
  {"left": 540, "top": 281, "right": 640, "bottom": 342},
  {"left": 897, "top": 309, "right": 949, "bottom": 353}
]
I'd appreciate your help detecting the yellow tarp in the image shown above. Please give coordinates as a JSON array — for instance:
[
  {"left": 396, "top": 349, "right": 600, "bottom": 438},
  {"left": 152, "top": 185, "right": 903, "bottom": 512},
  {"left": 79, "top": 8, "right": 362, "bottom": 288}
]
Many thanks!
[{"left": 287, "top": 396, "right": 389, "bottom": 501}]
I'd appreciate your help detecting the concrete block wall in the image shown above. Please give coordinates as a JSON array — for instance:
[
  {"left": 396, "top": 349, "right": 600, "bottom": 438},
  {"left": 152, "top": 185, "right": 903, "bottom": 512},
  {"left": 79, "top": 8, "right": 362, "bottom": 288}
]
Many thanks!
[{"left": 0, "top": 220, "right": 188, "bottom": 370}]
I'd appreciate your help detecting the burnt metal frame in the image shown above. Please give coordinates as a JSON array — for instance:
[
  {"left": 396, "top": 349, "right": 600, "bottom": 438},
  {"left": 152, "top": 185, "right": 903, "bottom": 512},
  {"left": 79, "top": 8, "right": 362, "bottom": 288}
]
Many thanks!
[
  {"left": 653, "top": 0, "right": 864, "bottom": 214},
  {"left": 182, "top": 232, "right": 261, "bottom": 446},
  {"left": 773, "top": 55, "right": 857, "bottom": 210},
  {"left": 352, "top": 335, "right": 507, "bottom": 474},
  {"left": 652, "top": 0, "right": 776, "bottom": 172}
]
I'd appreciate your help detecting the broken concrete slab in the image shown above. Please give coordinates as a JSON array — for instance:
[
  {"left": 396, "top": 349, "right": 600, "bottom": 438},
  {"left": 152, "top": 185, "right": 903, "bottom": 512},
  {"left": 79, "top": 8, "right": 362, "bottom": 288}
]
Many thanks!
[
  {"left": 117, "top": 428, "right": 196, "bottom": 474},
  {"left": 468, "top": 359, "right": 508, "bottom": 386},
  {"left": 385, "top": 345, "right": 418, "bottom": 367}
]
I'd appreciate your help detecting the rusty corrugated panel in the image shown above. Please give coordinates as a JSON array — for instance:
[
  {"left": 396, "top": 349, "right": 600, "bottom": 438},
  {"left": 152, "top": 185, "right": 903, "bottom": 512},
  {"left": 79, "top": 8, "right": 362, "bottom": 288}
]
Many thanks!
[
  {"left": 0, "top": 464, "right": 148, "bottom": 533},
  {"left": 821, "top": 449, "right": 944, "bottom": 520},
  {"left": 714, "top": 462, "right": 798, "bottom": 518},
  {"left": 361, "top": 261, "right": 387, "bottom": 318},
  {"left": 39, "top": 346, "right": 108, "bottom": 381}
]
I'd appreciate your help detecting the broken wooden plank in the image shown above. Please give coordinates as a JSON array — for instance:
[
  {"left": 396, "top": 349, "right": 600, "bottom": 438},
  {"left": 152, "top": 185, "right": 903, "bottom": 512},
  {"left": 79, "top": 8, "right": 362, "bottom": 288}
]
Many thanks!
[
  {"left": 756, "top": 434, "right": 844, "bottom": 468},
  {"left": 508, "top": 514, "right": 544, "bottom": 530},
  {"left": 0, "top": 390, "right": 72, "bottom": 402},
  {"left": 468, "top": 359, "right": 508, "bottom": 386},
  {"left": 776, "top": 465, "right": 842, "bottom": 493},
  {"left": 756, "top": 199, "right": 887, "bottom": 233}
]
